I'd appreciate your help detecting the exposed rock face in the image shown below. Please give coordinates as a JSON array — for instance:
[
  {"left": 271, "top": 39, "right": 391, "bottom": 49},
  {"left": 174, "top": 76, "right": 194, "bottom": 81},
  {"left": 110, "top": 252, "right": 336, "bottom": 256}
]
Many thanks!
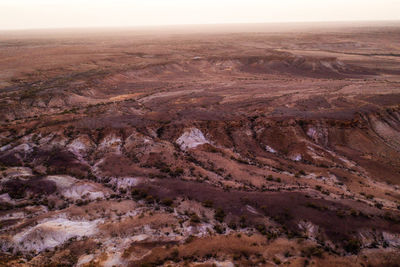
[
  {"left": 176, "top": 128, "right": 211, "bottom": 150},
  {"left": 109, "top": 177, "right": 140, "bottom": 190},
  {"left": 298, "top": 220, "right": 319, "bottom": 240},
  {"left": 265, "top": 145, "right": 277, "bottom": 153},
  {"left": 289, "top": 153, "right": 302, "bottom": 162},
  {"left": 3, "top": 167, "right": 33, "bottom": 178},
  {"left": 99, "top": 134, "right": 122, "bottom": 153},
  {"left": 10, "top": 218, "right": 101, "bottom": 253},
  {"left": 46, "top": 175, "right": 110, "bottom": 200},
  {"left": 307, "top": 126, "right": 329, "bottom": 147},
  {"left": 382, "top": 232, "right": 400, "bottom": 248},
  {"left": 67, "top": 135, "right": 95, "bottom": 158}
]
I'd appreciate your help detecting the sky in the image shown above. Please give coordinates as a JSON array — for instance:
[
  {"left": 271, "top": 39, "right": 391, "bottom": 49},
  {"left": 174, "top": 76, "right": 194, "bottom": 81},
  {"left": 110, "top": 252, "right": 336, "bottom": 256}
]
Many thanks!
[{"left": 0, "top": 0, "right": 400, "bottom": 30}]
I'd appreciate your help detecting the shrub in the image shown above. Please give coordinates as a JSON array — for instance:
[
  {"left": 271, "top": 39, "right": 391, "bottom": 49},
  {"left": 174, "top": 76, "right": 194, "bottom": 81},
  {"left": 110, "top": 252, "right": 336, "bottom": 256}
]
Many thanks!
[
  {"left": 161, "top": 198, "right": 173, "bottom": 207},
  {"left": 336, "top": 210, "right": 346, "bottom": 218},
  {"left": 145, "top": 195, "right": 155, "bottom": 204},
  {"left": 350, "top": 209, "right": 359, "bottom": 217},
  {"left": 170, "top": 248, "right": 179, "bottom": 262},
  {"left": 214, "top": 224, "right": 225, "bottom": 234},
  {"left": 190, "top": 213, "right": 201, "bottom": 223},
  {"left": 305, "top": 202, "right": 327, "bottom": 211},
  {"left": 239, "top": 215, "right": 247, "bottom": 228},
  {"left": 131, "top": 189, "right": 148, "bottom": 200},
  {"left": 76, "top": 199, "right": 89, "bottom": 206},
  {"left": 185, "top": 235, "right": 195, "bottom": 244},
  {"left": 228, "top": 221, "right": 237, "bottom": 230},
  {"left": 344, "top": 239, "right": 361, "bottom": 254},
  {"left": 273, "top": 258, "right": 281, "bottom": 265},
  {"left": 301, "top": 246, "right": 324, "bottom": 258},
  {"left": 266, "top": 175, "right": 274, "bottom": 181},
  {"left": 208, "top": 146, "right": 218, "bottom": 153},
  {"left": 256, "top": 224, "right": 267, "bottom": 235},
  {"left": 171, "top": 168, "right": 184, "bottom": 177},
  {"left": 202, "top": 200, "right": 213, "bottom": 208},
  {"left": 214, "top": 208, "right": 226, "bottom": 222}
]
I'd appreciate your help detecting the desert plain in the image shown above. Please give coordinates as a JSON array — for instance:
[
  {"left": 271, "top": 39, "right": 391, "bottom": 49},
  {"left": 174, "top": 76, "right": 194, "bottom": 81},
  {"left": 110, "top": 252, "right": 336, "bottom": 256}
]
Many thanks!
[{"left": 0, "top": 22, "right": 400, "bottom": 266}]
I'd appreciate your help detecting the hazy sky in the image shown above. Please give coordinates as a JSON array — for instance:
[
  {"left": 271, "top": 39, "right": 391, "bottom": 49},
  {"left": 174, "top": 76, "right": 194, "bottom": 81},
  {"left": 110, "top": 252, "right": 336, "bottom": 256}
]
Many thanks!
[{"left": 1, "top": 0, "right": 399, "bottom": 30}]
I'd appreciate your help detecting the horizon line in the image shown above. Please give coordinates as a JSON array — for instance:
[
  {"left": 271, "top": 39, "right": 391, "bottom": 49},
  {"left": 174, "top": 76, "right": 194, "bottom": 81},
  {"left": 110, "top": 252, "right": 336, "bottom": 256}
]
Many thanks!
[{"left": 1, "top": 19, "right": 400, "bottom": 32}]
